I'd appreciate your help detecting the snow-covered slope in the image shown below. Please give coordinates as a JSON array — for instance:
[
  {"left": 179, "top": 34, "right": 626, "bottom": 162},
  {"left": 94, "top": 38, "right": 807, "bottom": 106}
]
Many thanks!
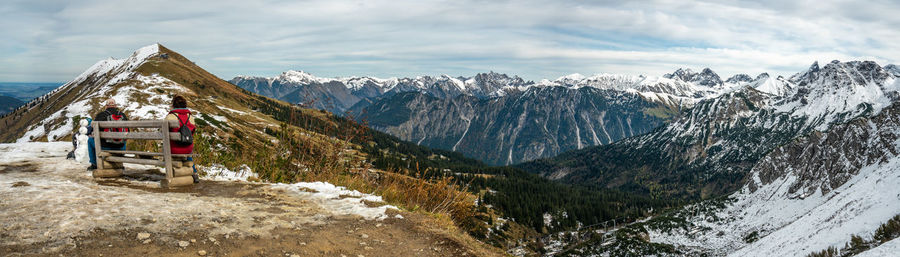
[
  {"left": 777, "top": 61, "right": 898, "bottom": 130},
  {"left": 11, "top": 44, "right": 193, "bottom": 142},
  {"left": 0, "top": 44, "right": 285, "bottom": 148},
  {"left": 857, "top": 237, "right": 900, "bottom": 257},
  {"left": 646, "top": 100, "right": 900, "bottom": 256}
]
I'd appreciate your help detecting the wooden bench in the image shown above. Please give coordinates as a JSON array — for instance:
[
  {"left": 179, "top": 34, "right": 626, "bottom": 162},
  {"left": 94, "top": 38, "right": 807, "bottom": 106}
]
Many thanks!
[{"left": 91, "top": 120, "right": 195, "bottom": 188}]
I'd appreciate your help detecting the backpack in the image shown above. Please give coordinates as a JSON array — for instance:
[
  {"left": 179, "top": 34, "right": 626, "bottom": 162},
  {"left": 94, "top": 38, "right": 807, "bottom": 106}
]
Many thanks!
[
  {"left": 101, "top": 111, "right": 127, "bottom": 144},
  {"left": 171, "top": 111, "right": 194, "bottom": 145}
]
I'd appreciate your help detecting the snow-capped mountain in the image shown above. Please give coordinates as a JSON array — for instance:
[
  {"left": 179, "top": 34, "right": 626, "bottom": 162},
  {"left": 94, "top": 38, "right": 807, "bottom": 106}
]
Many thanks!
[
  {"left": 521, "top": 60, "right": 897, "bottom": 198},
  {"left": 230, "top": 71, "right": 531, "bottom": 114},
  {"left": 236, "top": 67, "right": 784, "bottom": 165},
  {"left": 6, "top": 44, "right": 180, "bottom": 142},
  {"left": 725, "top": 74, "right": 753, "bottom": 84},
  {"left": 353, "top": 86, "right": 670, "bottom": 165},
  {"left": 0, "top": 44, "right": 290, "bottom": 146},
  {"left": 646, "top": 98, "right": 900, "bottom": 257},
  {"left": 233, "top": 67, "right": 773, "bottom": 113},
  {"left": 525, "top": 60, "right": 899, "bottom": 256},
  {"left": 886, "top": 64, "right": 900, "bottom": 77},
  {"left": 664, "top": 67, "right": 725, "bottom": 88}
]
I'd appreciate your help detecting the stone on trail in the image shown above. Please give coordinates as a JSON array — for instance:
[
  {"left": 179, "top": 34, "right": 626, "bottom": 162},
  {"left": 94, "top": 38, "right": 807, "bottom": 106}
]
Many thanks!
[
  {"left": 178, "top": 240, "right": 190, "bottom": 248},
  {"left": 137, "top": 232, "right": 151, "bottom": 240}
]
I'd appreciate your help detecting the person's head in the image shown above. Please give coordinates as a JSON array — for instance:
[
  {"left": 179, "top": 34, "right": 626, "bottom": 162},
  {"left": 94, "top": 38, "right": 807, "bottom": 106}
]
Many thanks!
[
  {"left": 172, "top": 95, "right": 187, "bottom": 109},
  {"left": 105, "top": 99, "right": 117, "bottom": 109}
]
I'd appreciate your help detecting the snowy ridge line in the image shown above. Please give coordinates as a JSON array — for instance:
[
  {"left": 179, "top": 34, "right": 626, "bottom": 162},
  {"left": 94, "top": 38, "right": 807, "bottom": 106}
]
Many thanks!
[
  {"left": 233, "top": 65, "right": 799, "bottom": 108},
  {"left": 16, "top": 44, "right": 172, "bottom": 143}
]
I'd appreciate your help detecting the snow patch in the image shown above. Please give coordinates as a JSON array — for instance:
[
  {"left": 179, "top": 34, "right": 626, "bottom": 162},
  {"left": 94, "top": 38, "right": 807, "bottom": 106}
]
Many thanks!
[
  {"left": 271, "top": 182, "right": 399, "bottom": 221},
  {"left": 856, "top": 237, "right": 900, "bottom": 257},
  {"left": 0, "top": 142, "right": 71, "bottom": 163},
  {"left": 202, "top": 164, "right": 256, "bottom": 181}
]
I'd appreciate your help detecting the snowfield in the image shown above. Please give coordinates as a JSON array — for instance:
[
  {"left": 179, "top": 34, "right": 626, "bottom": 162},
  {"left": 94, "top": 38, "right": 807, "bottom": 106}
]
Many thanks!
[
  {"left": 856, "top": 237, "right": 900, "bottom": 256},
  {"left": 0, "top": 142, "right": 401, "bottom": 251}
]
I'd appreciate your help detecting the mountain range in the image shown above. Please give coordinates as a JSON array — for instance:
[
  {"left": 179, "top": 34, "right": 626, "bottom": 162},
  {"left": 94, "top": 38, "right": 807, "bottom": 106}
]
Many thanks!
[
  {"left": 235, "top": 60, "right": 900, "bottom": 255},
  {"left": 232, "top": 67, "right": 794, "bottom": 165},
  {"left": 563, "top": 62, "right": 900, "bottom": 257},
  {"left": 521, "top": 60, "right": 898, "bottom": 198}
]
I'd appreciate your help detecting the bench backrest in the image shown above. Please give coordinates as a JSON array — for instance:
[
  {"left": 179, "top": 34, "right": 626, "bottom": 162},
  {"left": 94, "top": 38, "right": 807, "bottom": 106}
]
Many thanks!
[{"left": 92, "top": 119, "right": 187, "bottom": 180}]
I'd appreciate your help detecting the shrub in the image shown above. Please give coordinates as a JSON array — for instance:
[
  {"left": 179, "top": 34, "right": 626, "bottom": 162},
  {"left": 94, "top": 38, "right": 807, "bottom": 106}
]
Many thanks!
[
  {"left": 806, "top": 246, "right": 838, "bottom": 257},
  {"left": 743, "top": 230, "right": 759, "bottom": 243},
  {"left": 873, "top": 214, "right": 900, "bottom": 243},
  {"left": 843, "top": 234, "right": 869, "bottom": 255}
]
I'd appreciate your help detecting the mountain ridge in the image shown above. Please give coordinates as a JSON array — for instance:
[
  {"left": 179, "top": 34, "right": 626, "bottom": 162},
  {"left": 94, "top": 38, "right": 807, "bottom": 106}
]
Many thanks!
[
  {"left": 234, "top": 66, "right": 798, "bottom": 165},
  {"left": 519, "top": 60, "right": 898, "bottom": 199}
]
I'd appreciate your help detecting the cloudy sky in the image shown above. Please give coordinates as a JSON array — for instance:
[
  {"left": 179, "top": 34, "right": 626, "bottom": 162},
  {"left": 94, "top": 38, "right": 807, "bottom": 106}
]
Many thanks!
[{"left": 2, "top": 0, "right": 898, "bottom": 82}]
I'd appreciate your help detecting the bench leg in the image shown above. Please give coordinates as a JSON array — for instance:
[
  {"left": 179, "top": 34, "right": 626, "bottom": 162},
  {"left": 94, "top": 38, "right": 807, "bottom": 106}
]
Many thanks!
[
  {"left": 104, "top": 161, "right": 124, "bottom": 170},
  {"left": 173, "top": 167, "right": 193, "bottom": 177},
  {"left": 93, "top": 169, "right": 123, "bottom": 178},
  {"left": 92, "top": 161, "right": 124, "bottom": 178},
  {"left": 160, "top": 176, "right": 193, "bottom": 188}
]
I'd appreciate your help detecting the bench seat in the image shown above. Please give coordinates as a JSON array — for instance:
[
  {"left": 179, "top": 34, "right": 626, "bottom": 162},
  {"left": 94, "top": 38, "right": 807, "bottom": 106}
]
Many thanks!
[{"left": 105, "top": 150, "right": 193, "bottom": 158}]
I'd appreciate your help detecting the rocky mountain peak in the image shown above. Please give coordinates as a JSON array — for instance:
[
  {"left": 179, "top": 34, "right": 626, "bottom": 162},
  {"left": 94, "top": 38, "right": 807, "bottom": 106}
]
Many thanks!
[
  {"left": 796, "top": 60, "right": 890, "bottom": 87},
  {"left": 809, "top": 61, "right": 820, "bottom": 72},
  {"left": 885, "top": 64, "right": 900, "bottom": 77},
  {"left": 726, "top": 74, "right": 753, "bottom": 84},
  {"left": 663, "top": 68, "right": 695, "bottom": 81},
  {"left": 695, "top": 68, "right": 723, "bottom": 87},
  {"left": 472, "top": 71, "right": 521, "bottom": 85},
  {"left": 664, "top": 67, "right": 722, "bottom": 87},
  {"left": 279, "top": 70, "right": 332, "bottom": 84}
]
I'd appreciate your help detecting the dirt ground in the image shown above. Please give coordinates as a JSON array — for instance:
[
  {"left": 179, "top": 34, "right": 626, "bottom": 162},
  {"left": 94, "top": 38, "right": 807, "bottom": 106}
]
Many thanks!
[
  {"left": 4, "top": 208, "right": 476, "bottom": 257},
  {"left": 0, "top": 144, "right": 504, "bottom": 257}
]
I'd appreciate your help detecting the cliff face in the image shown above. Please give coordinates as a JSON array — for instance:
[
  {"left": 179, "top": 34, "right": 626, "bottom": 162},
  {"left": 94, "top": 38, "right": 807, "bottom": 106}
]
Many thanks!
[
  {"left": 354, "top": 86, "right": 672, "bottom": 165},
  {"left": 749, "top": 101, "right": 900, "bottom": 198},
  {"left": 233, "top": 69, "right": 748, "bottom": 165}
]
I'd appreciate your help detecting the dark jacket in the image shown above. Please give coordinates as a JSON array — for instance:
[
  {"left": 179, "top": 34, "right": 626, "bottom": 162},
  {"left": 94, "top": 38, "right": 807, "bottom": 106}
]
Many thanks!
[{"left": 91, "top": 107, "right": 129, "bottom": 149}]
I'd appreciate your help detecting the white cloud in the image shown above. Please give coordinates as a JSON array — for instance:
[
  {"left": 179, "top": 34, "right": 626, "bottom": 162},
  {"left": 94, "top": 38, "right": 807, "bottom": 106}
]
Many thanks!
[{"left": 0, "top": 0, "right": 897, "bottom": 82}]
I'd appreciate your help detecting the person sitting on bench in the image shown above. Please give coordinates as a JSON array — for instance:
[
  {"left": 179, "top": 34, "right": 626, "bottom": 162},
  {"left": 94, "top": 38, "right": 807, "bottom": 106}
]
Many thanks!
[
  {"left": 166, "top": 95, "right": 198, "bottom": 183},
  {"left": 87, "top": 99, "right": 129, "bottom": 171}
]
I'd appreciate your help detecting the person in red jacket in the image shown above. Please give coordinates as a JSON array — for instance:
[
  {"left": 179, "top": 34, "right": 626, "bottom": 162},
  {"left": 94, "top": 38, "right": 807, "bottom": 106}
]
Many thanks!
[{"left": 166, "top": 95, "right": 198, "bottom": 183}]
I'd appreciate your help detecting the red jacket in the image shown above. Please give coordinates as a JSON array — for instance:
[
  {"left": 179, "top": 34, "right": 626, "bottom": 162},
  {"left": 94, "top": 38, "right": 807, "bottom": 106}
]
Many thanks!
[{"left": 166, "top": 109, "right": 196, "bottom": 154}]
